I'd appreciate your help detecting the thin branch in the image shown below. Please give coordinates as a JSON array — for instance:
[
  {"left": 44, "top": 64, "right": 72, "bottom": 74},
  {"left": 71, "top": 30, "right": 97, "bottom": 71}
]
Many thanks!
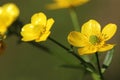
[
  {"left": 95, "top": 52, "right": 104, "bottom": 80},
  {"left": 48, "top": 37, "right": 94, "bottom": 71}
]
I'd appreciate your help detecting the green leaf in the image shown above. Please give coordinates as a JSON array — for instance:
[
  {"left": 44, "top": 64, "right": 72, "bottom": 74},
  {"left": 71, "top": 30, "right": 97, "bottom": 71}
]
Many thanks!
[{"left": 101, "top": 48, "right": 114, "bottom": 73}]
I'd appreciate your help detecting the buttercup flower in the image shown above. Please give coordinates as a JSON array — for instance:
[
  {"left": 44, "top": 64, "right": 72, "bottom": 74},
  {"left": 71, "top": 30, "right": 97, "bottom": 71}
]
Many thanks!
[
  {"left": 0, "top": 3, "right": 19, "bottom": 36},
  {"left": 21, "top": 12, "right": 54, "bottom": 42},
  {"left": 68, "top": 19, "right": 117, "bottom": 55},
  {"left": 46, "top": 0, "right": 89, "bottom": 10}
]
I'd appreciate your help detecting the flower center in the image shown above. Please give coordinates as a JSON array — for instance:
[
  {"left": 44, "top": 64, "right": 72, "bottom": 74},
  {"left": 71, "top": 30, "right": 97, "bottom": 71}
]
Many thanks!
[{"left": 89, "top": 35, "right": 99, "bottom": 45}]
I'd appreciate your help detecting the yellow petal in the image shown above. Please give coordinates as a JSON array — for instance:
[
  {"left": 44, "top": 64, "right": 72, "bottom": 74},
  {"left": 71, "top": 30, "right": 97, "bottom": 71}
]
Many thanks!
[
  {"left": 0, "top": 3, "right": 19, "bottom": 29},
  {"left": 46, "top": 0, "right": 71, "bottom": 10},
  {"left": 3, "top": 3, "right": 20, "bottom": 19},
  {"left": 72, "top": 0, "right": 89, "bottom": 6},
  {"left": 68, "top": 31, "right": 89, "bottom": 47},
  {"left": 0, "top": 26, "right": 7, "bottom": 35},
  {"left": 0, "top": 14, "right": 14, "bottom": 28},
  {"left": 31, "top": 12, "right": 47, "bottom": 26},
  {"left": 35, "top": 31, "right": 50, "bottom": 42},
  {"left": 46, "top": 18, "right": 54, "bottom": 31},
  {"left": 46, "top": 0, "right": 89, "bottom": 10},
  {"left": 21, "top": 24, "right": 41, "bottom": 41},
  {"left": 98, "top": 44, "right": 114, "bottom": 52},
  {"left": 102, "top": 24, "right": 117, "bottom": 41},
  {"left": 0, "top": 7, "right": 2, "bottom": 14},
  {"left": 81, "top": 19, "right": 101, "bottom": 37},
  {"left": 78, "top": 45, "right": 97, "bottom": 55}
]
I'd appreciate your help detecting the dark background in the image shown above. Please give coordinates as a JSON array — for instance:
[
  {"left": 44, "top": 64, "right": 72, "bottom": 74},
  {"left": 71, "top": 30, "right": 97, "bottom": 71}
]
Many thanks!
[{"left": 0, "top": 0, "right": 119, "bottom": 80}]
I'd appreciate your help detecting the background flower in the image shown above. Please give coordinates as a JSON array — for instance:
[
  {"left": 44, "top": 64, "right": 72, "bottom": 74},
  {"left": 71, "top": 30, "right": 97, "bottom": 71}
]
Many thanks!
[
  {"left": 0, "top": 3, "right": 19, "bottom": 36},
  {"left": 21, "top": 12, "right": 54, "bottom": 42},
  {"left": 46, "top": 0, "right": 89, "bottom": 10}
]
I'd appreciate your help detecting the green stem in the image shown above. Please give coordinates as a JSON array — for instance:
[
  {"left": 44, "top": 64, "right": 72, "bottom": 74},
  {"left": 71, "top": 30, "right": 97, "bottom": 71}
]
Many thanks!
[
  {"left": 48, "top": 37, "right": 94, "bottom": 71},
  {"left": 48, "top": 37, "right": 85, "bottom": 63},
  {"left": 69, "top": 7, "right": 80, "bottom": 31},
  {"left": 95, "top": 52, "right": 104, "bottom": 80},
  {"left": 92, "top": 73, "right": 101, "bottom": 80}
]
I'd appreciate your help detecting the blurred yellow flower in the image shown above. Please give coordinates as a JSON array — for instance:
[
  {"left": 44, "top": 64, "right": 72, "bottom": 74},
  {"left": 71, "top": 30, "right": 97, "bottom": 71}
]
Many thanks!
[
  {"left": 68, "top": 19, "right": 117, "bottom": 55},
  {"left": 21, "top": 12, "right": 54, "bottom": 42},
  {"left": 0, "top": 3, "right": 19, "bottom": 36},
  {"left": 46, "top": 0, "right": 89, "bottom": 10}
]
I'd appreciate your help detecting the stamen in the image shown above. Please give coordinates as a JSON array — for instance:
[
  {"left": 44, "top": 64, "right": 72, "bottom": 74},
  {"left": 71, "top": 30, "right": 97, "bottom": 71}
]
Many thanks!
[{"left": 89, "top": 35, "right": 99, "bottom": 45}]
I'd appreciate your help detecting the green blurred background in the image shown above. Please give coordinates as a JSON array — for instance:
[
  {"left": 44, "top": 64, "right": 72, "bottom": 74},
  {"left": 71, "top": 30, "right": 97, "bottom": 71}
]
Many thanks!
[{"left": 0, "top": 0, "right": 120, "bottom": 80}]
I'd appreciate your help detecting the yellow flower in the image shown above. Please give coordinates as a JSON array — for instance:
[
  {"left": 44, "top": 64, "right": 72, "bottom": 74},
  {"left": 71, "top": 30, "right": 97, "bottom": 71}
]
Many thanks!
[
  {"left": 68, "top": 19, "right": 117, "bottom": 55},
  {"left": 21, "top": 12, "right": 54, "bottom": 42},
  {"left": 0, "top": 3, "right": 20, "bottom": 35},
  {"left": 46, "top": 0, "right": 89, "bottom": 10}
]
